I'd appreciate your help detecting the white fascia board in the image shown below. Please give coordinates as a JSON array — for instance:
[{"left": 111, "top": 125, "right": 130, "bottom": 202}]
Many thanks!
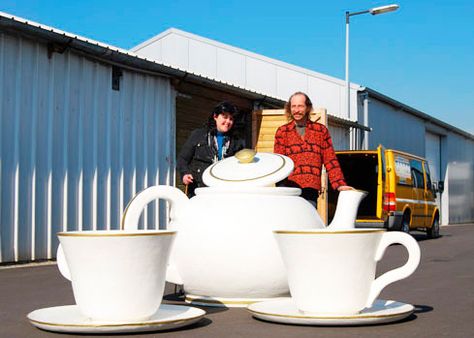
[{"left": 132, "top": 28, "right": 362, "bottom": 90}]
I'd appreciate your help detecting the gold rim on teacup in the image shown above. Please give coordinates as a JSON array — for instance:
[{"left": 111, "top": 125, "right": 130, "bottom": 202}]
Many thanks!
[{"left": 57, "top": 230, "right": 176, "bottom": 237}]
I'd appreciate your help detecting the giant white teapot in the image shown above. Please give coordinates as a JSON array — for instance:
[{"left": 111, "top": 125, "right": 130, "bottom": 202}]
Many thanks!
[{"left": 122, "top": 150, "right": 366, "bottom": 307}]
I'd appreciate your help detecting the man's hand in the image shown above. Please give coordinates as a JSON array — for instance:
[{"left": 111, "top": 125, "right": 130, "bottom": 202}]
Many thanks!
[
  {"left": 182, "top": 174, "right": 194, "bottom": 185},
  {"left": 337, "top": 185, "right": 353, "bottom": 191}
]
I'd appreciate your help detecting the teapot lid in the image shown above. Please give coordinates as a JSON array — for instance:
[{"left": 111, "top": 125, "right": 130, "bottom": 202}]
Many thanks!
[{"left": 202, "top": 149, "right": 294, "bottom": 187}]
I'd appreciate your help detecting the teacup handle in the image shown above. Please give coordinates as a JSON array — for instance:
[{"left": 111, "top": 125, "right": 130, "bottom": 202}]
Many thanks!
[
  {"left": 366, "top": 232, "right": 421, "bottom": 307},
  {"left": 56, "top": 244, "right": 72, "bottom": 281}
]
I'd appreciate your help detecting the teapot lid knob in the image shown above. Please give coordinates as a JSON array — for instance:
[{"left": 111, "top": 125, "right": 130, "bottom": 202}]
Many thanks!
[{"left": 235, "top": 149, "right": 257, "bottom": 164}]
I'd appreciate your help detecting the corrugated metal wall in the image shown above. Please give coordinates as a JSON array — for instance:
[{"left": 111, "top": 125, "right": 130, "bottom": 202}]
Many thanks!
[
  {"left": 446, "top": 162, "right": 474, "bottom": 224},
  {"left": 368, "top": 98, "right": 425, "bottom": 156},
  {"left": 445, "top": 135, "right": 474, "bottom": 224},
  {"left": 0, "top": 32, "right": 175, "bottom": 263},
  {"left": 328, "top": 125, "right": 350, "bottom": 150}
]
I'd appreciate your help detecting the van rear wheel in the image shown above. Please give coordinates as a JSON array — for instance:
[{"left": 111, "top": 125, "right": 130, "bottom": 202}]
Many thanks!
[
  {"left": 427, "top": 217, "right": 440, "bottom": 239},
  {"left": 401, "top": 214, "right": 410, "bottom": 234}
]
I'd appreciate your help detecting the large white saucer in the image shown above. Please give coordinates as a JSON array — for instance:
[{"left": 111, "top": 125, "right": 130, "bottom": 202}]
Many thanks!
[
  {"left": 247, "top": 298, "right": 414, "bottom": 326},
  {"left": 27, "top": 304, "right": 205, "bottom": 334}
]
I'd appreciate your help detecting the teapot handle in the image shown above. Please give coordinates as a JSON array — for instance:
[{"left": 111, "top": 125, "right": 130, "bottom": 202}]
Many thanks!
[
  {"left": 121, "top": 186, "right": 188, "bottom": 285},
  {"left": 121, "top": 185, "right": 189, "bottom": 230}
]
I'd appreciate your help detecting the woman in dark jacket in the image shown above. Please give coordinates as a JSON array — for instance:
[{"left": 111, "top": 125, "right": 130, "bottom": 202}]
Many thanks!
[{"left": 177, "top": 101, "right": 245, "bottom": 196}]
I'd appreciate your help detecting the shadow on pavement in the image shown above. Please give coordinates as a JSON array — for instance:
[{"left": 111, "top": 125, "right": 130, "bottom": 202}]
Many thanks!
[
  {"left": 163, "top": 292, "right": 229, "bottom": 314},
  {"left": 414, "top": 304, "right": 434, "bottom": 314},
  {"left": 412, "top": 233, "right": 444, "bottom": 242}
]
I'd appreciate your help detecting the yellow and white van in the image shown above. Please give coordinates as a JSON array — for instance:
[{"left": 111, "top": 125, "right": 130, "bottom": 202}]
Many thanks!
[{"left": 328, "top": 146, "right": 440, "bottom": 238}]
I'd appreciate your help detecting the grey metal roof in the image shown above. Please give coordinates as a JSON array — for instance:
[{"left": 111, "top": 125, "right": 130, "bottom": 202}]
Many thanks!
[{"left": 363, "top": 87, "right": 474, "bottom": 140}]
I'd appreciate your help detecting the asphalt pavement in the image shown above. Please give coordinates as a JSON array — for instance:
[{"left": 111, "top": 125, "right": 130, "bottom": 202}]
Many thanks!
[{"left": 1, "top": 224, "right": 473, "bottom": 338}]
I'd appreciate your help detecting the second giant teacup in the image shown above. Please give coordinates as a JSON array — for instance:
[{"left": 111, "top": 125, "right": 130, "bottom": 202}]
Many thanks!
[
  {"left": 274, "top": 229, "right": 420, "bottom": 315},
  {"left": 57, "top": 230, "right": 175, "bottom": 322}
]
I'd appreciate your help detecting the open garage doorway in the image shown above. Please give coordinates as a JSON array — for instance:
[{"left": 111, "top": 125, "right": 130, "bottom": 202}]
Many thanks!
[{"left": 174, "top": 82, "right": 254, "bottom": 192}]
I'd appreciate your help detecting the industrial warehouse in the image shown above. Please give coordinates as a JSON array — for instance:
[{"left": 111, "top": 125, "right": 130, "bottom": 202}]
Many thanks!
[{"left": 0, "top": 11, "right": 473, "bottom": 263}]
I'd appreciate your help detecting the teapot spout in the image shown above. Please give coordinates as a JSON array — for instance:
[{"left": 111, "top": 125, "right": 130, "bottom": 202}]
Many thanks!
[
  {"left": 166, "top": 261, "right": 184, "bottom": 285},
  {"left": 327, "top": 189, "right": 367, "bottom": 230}
]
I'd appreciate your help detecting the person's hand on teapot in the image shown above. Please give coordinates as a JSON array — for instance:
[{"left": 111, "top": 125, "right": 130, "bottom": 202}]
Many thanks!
[
  {"left": 182, "top": 174, "right": 194, "bottom": 185},
  {"left": 337, "top": 185, "right": 353, "bottom": 191}
]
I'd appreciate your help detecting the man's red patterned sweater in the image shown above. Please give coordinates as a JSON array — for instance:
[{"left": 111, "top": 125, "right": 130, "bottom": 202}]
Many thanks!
[{"left": 274, "top": 120, "right": 346, "bottom": 191}]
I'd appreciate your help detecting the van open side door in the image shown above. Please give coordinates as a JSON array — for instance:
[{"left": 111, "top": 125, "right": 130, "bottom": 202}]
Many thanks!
[{"left": 377, "top": 145, "right": 387, "bottom": 220}]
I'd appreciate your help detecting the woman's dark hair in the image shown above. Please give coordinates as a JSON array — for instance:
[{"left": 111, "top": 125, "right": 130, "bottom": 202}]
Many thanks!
[{"left": 207, "top": 101, "right": 239, "bottom": 133}]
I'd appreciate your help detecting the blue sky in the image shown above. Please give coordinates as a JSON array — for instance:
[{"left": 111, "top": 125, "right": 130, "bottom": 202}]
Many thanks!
[{"left": 2, "top": 0, "right": 473, "bottom": 134}]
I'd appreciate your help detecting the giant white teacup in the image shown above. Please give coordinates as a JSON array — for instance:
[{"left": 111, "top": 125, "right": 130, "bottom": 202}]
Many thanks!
[
  {"left": 274, "top": 229, "right": 420, "bottom": 315},
  {"left": 57, "top": 230, "right": 175, "bottom": 322}
]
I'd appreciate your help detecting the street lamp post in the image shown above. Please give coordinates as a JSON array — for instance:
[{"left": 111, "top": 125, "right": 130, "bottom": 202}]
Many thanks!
[{"left": 345, "top": 4, "right": 399, "bottom": 149}]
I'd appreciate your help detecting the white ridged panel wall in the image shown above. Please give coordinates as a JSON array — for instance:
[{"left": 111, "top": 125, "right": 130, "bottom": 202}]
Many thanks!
[
  {"left": 133, "top": 29, "right": 359, "bottom": 121},
  {"left": 0, "top": 32, "right": 175, "bottom": 263}
]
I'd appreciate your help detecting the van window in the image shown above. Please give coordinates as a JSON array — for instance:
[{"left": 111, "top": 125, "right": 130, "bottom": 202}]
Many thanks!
[
  {"left": 395, "top": 156, "right": 411, "bottom": 185},
  {"left": 410, "top": 159, "right": 424, "bottom": 189},
  {"left": 425, "top": 162, "right": 433, "bottom": 192}
]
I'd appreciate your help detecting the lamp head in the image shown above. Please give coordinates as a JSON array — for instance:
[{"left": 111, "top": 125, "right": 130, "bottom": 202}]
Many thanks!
[{"left": 369, "top": 4, "right": 399, "bottom": 15}]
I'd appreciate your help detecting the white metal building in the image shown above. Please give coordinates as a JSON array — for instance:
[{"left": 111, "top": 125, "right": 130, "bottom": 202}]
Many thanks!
[
  {"left": 1, "top": 14, "right": 473, "bottom": 263},
  {"left": 0, "top": 12, "right": 297, "bottom": 263}
]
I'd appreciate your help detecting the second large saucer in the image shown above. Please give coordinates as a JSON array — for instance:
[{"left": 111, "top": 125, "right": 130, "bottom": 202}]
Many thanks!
[
  {"left": 247, "top": 298, "right": 414, "bottom": 326},
  {"left": 27, "top": 304, "right": 205, "bottom": 334}
]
